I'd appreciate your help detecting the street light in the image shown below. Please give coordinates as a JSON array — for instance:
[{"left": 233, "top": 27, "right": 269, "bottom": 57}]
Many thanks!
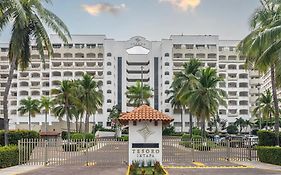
[{"left": 256, "top": 83, "right": 262, "bottom": 130}]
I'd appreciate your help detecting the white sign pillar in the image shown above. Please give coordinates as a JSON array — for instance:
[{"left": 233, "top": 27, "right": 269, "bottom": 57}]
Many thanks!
[{"left": 128, "top": 120, "right": 163, "bottom": 165}]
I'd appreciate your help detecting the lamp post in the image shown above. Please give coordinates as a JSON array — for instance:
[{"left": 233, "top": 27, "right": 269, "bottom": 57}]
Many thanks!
[{"left": 256, "top": 83, "right": 262, "bottom": 130}]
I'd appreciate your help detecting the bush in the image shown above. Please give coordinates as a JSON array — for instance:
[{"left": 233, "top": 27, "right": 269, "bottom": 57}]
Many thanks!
[
  {"left": 251, "top": 129, "right": 259, "bottom": 136},
  {"left": 227, "top": 125, "right": 238, "bottom": 134},
  {"left": 192, "top": 135, "right": 202, "bottom": 140},
  {"left": 118, "top": 135, "right": 128, "bottom": 141},
  {"left": 162, "top": 125, "right": 175, "bottom": 136},
  {"left": 0, "top": 130, "right": 39, "bottom": 146},
  {"left": 192, "top": 127, "right": 201, "bottom": 136},
  {"left": 181, "top": 134, "right": 190, "bottom": 141},
  {"left": 257, "top": 146, "right": 281, "bottom": 166},
  {"left": 69, "top": 133, "right": 95, "bottom": 140},
  {"left": 0, "top": 145, "right": 18, "bottom": 168},
  {"left": 257, "top": 130, "right": 278, "bottom": 146}
]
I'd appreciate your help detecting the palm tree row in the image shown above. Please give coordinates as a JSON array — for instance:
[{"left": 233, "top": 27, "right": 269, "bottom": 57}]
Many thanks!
[
  {"left": 18, "top": 74, "right": 103, "bottom": 141},
  {"left": 0, "top": 0, "right": 70, "bottom": 145},
  {"left": 237, "top": 0, "right": 281, "bottom": 145},
  {"left": 168, "top": 58, "right": 227, "bottom": 137}
]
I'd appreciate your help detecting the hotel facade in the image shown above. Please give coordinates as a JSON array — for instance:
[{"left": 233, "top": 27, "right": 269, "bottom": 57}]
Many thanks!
[{"left": 0, "top": 35, "right": 261, "bottom": 132}]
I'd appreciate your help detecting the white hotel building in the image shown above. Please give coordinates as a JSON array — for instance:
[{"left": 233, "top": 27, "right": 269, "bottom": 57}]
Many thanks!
[{"left": 0, "top": 35, "right": 261, "bottom": 132}]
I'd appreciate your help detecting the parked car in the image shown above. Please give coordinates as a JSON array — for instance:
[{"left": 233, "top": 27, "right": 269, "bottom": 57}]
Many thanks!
[
  {"left": 244, "top": 136, "right": 258, "bottom": 147},
  {"left": 228, "top": 136, "right": 244, "bottom": 148}
]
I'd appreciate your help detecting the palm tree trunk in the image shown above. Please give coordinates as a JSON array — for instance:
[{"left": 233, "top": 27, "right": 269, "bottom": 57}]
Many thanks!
[
  {"left": 3, "top": 57, "right": 17, "bottom": 145},
  {"left": 201, "top": 117, "right": 205, "bottom": 137},
  {"left": 75, "top": 117, "right": 79, "bottom": 132},
  {"left": 189, "top": 112, "right": 193, "bottom": 138},
  {"left": 65, "top": 98, "right": 70, "bottom": 141},
  {"left": 85, "top": 113, "right": 89, "bottom": 133},
  {"left": 270, "top": 66, "right": 280, "bottom": 145},
  {"left": 79, "top": 113, "right": 83, "bottom": 133},
  {"left": 45, "top": 111, "right": 48, "bottom": 132},
  {"left": 181, "top": 107, "right": 184, "bottom": 133},
  {"left": 29, "top": 112, "right": 31, "bottom": 131}
]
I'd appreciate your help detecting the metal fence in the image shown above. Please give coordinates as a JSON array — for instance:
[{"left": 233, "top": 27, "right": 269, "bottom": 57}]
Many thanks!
[
  {"left": 18, "top": 138, "right": 128, "bottom": 166},
  {"left": 163, "top": 137, "right": 258, "bottom": 164}
]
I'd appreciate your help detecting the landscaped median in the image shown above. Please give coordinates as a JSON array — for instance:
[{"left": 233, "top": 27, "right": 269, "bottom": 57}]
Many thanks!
[{"left": 257, "top": 146, "right": 281, "bottom": 166}]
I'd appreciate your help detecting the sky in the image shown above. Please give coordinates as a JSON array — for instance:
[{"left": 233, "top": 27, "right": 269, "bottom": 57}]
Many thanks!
[{"left": 0, "top": 0, "right": 260, "bottom": 42}]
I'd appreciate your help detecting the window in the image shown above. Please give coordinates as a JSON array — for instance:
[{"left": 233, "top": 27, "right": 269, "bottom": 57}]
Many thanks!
[
  {"left": 75, "top": 53, "right": 84, "bottom": 58},
  {"left": 196, "top": 53, "right": 205, "bottom": 58},
  {"left": 63, "top": 53, "right": 73, "bottom": 58},
  {"left": 86, "top": 53, "right": 95, "bottom": 58},
  {"left": 164, "top": 53, "right": 169, "bottom": 57},
  {"left": 165, "top": 81, "right": 169, "bottom": 85},
  {"left": 185, "top": 44, "right": 193, "bottom": 49},
  {"left": 107, "top": 90, "right": 112, "bottom": 94},
  {"left": 208, "top": 54, "right": 216, "bottom": 59},
  {"left": 107, "top": 53, "right": 112, "bottom": 57},
  {"left": 107, "top": 62, "right": 112, "bottom": 66},
  {"left": 53, "top": 53, "right": 61, "bottom": 58},
  {"left": 165, "top": 71, "right": 169, "bottom": 75},
  {"left": 165, "top": 62, "right": 169, "bottom": 66},
  {"left": 107, "top": 81, "right": 112, "bottom": 85},
  {"left": 185, "top": 53, "right": 194, "bottom": 58},
  {"left": 107, "top": 99, "right": 112, "bottom": 103},
  {"left": 98, "top": 53, "right": 103, "bottom": 58},
  {"left": 165, "top": 109, "right": 170, "bottom": 112},
  {"left": 107, "top": 71, "right": 112, "bottom": 75}
]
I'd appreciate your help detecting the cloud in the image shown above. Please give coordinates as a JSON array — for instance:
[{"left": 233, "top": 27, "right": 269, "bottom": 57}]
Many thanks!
[
  {"left": 82, "top": 3, "right": 126, "bottom": 16},
  {"left": 159, "top": 0, "right": 200, "bottom": 11}
]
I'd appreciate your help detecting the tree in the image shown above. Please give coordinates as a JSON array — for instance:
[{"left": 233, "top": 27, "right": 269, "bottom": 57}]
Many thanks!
[
  {"left": 1, "top": 0, "right": 70, "bottom": 145},
  {"left": 179, "top": 67, "right": 227, "bottom": 137},
  {"left": 18, "top": 97, "right": 40, "bottom": 130},
  {"left": 173, "top": 58, "right": 201, "bottom": 137},
  {"left": 126, "top": 80, "right": 153, "bottom": 107},
  {"left": 227, "top": 125, "right": 238, "bottom": 135},
  {"left": 234, "top": 117, "right": 247, "bottom": 134},
  {"left": 78, "top": 73, "right": 103, "bottom": 133},
  {"left": 253, "top": 89, "right": 275, "bottom": 129},
  {"left": 108, "top": 105, "right": 122, "bottom": 137},
  {"left": 167, "top": 85, "right": 184, "bottom": 133},
  {"left": 52, "top": 80, "right": 77, "bottom": 141},
  {"left": 39, "top": 96, "right": 54, "bottom": 132},
  {"left": 237, "top": 0, "right": 281, "bottom": 145}
]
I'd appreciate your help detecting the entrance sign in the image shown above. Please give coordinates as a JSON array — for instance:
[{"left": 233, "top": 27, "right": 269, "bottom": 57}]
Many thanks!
[{"left": 119, "top": 105, "right": 173, "bottom": 165}]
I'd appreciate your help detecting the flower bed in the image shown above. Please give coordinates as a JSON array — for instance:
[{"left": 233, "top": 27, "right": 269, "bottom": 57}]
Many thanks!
[{"left": 127, "top": 161, "right": 168, "bottom": 175}]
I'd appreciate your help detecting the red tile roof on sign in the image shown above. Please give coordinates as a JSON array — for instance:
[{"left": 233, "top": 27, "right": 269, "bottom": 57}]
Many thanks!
[{"left": 119, "top": 105, "right": 174, "bottom": 125}]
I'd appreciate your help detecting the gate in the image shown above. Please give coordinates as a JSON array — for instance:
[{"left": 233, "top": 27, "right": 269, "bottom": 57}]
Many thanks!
[
  {"left": 18, "top": 138, "right": 128, "bottom": 167},
  {"left": 163, "top": 137, "right": 258, "bottom": 165}
]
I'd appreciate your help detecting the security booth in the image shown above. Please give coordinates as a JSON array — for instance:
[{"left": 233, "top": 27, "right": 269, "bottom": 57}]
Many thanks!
[{"left": 119, "top": 105, "right": 173, "bottom": 165}]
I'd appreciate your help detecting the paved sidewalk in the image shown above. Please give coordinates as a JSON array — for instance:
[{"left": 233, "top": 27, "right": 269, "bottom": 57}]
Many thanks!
[
  {"left": 0, "top": 165, "right": 43, "bottom": 175},
  {"left": 232, "top": 161, "right": 281, "bottom": 172}
]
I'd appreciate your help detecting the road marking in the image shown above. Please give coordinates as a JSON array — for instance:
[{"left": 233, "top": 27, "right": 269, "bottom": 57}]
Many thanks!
[
  {"left": 192, "top": 162, "right": 205, "bottom": 167},
  {"left": 164, "top": 165, "right": 253, "bottom": 169}
]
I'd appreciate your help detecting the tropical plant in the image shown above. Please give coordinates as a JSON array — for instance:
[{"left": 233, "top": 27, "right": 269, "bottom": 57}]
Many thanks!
[
  {"left": 237, "top": 0, "right": 281, "bottom": 144},
  {"left": 39, "top": 96, "right": 54, "bottom": 132},
  {"left": 108, "top": 105, "right": 122, "bottom": 137},
  {"left": 179, "top": 67, "right": 227, "bottom": 137},
  {"left": 78, "top": 73, "right": 103, "bottom": 133},
  {"left": 126, "top": 80, "right": 153, "bottom": 107},
  {"left": 18, "top": 97, "right": 40, "bottom": 130},
  {"left": 1, "top": 0, "right": 70, "bottom": 145},
  {"left": 234, "top": 117, "right": 247, "bottom": 134},
  {"left": 52, "top": 80, "right": 77, "bottom": 141},
  {"left": 173, "top": 58, "right": 201, "bottom": 137},
  {"left": 253, "top": 89, "right": 275, "bottom": 129}
]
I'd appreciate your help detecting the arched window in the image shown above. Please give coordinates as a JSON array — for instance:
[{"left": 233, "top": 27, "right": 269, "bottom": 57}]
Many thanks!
[
  {"left": 164, "top": 53, "right": 169, "bottom": 57},
  {"left": 107, "top": 53, "right": 112, "bottom": 57},
  {"left": 107, "top": 62, "right": 112, "bottom": 66},
  {"left": 63, "top": 53, "right": 73, "bottom": 58},
  {"left": 107, "top": 90, "right": 112, "bottom": 94},
  {"left": 165, "top": 81, "right": 169, "bottom": 85},
  {"left": 165, "top": 71, "right": 169, "bottom": 75},
  {"left": 165, "top": 62, "right": 169, "bottom": 66},
  {"left": 75, "top": 53, "right": 84, "bottom": 58},
  {"left": 53, "top": 53, "right": 61, "bottom": 58},
  {"left": 98, "top": 53, "right": 103, "bottom": 58},
  {"left": 107, "top": 81, "right": 111, "bottom": 85},
  {"left": 86, "top": 53, "right": 95, "bottom": 58},
  {"left": 107, "top": 99, "right": 112, "bottom": 103},
  {"left": 107, "top": 71, "right": 112, "bottom": 75}
]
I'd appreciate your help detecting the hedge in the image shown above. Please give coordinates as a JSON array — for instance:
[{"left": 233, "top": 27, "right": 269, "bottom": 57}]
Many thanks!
[
  {"left": 257, "top": 146, "right": 281, "bottom": 166},
  {"left": 0, "top": 130, "right": 39, "bottom": 146},
  {"left": 0, "top": 145, "right": 18, "bottom": 168},
  {"left": 257, "top": 130, "right": 281, "bottom": 146}
]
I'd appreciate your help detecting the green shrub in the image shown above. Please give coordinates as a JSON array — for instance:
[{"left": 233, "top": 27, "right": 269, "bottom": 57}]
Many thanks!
[
  {"left": 84, "top": 133, "right": 95, "bottom": 140},
  {"left": 0, "top": 130, "right": 39, "bottom": 146},
  {"left": 192, "top": 135, "right": 202, "bottom": 140},
  {"left": 69, "top": 133, "right": 95, "bottom": 140},
  {"left": 226, "top": 125, "right": 238, "bottom": 134},
  {"left": 192, "top": 127, "right": 201, "bottom": 136},
  {"left": 181, "top": 134, "right": 190, "bottom": 141},
  {"left": 179, "top": 141, "right": 192, "bottom": 147},
  {"left": 162, "top": 125, "right": 175, "bottom": 136},
  {"left": 257, "top": 130, "right": 278, "bottom": 146},
  {"left": 0, "top": 145, "right": 18, "bottom": 168},
  {"left": 257, "top": 146, "right": 281, "bottom": 165},
  {"left": 251, "top": 129, "right": 259, "bottom": 136},
  {"left": 118, "top": 135, "right": 128, "bottom": 141}
]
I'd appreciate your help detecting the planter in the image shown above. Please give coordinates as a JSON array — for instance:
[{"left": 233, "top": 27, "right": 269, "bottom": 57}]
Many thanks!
[{"left": 126, "top": 164, "right": 169, "bottom": 175}]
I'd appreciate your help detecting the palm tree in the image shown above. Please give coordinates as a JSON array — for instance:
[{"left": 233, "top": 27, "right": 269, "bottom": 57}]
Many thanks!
[
  {"left": 253, "top": 89, "right": 275, "bottom": 130},
  {"left": 237, "top": 0, "right": 281, "bottom": 144},
  {"left": 1, "top": 0, "right": 70, "bottom": 145},
  {"left": 179, "top": 67, "right": 227, "bottom": 137},
  {"left": 167, "top": 85, "right": 184, "bottom": 133},
  {"left": 173, "top": 58, "right": 201, "bottom": 137},
  {"left": 18, "top": 97, "right": 40, "bottom": 130},
  {"left": 126, "top": 80, "right": 153, "bottom": 107},
  {"left": 78, "top": 73, "right": 103, "bottom": 133},
  {"left": 52, "top": 80, "right": 77, "bottom": 141},
  {"left": 39, "top": 96, "right": 54, "bottom": 132},
  {"left": 234, "top": 117, "right": 247, "bottom": 134}
]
